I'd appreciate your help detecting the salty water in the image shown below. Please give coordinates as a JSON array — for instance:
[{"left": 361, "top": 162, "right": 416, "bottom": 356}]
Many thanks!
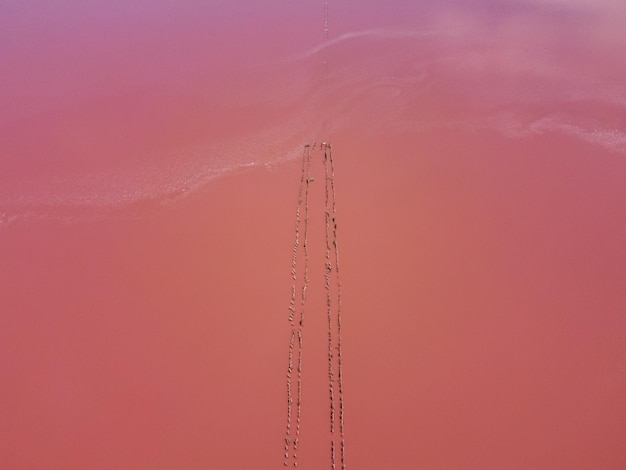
[{"left": 1, "top": 1, "right": 625, "bottom": 469}]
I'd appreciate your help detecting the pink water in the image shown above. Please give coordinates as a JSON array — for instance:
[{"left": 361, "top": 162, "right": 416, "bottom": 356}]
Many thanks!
[{"left": 1, "top": 1, "right": 625, "bottom": 468}]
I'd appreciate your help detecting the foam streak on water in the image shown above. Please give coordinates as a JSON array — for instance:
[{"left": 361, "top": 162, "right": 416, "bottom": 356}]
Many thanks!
[{"left": 2, "top": 1, "right": 625, "bottom": 226}]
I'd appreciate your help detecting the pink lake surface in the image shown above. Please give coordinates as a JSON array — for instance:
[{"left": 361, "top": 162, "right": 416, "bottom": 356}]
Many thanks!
[{"left": 1, "top": 1, "right": 625, "bottom": 469}]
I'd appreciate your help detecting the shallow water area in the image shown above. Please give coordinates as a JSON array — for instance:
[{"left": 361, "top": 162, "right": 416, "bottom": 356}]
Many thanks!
[{"left": 1, "top": 1, "right": 626, "bottom": 469}]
